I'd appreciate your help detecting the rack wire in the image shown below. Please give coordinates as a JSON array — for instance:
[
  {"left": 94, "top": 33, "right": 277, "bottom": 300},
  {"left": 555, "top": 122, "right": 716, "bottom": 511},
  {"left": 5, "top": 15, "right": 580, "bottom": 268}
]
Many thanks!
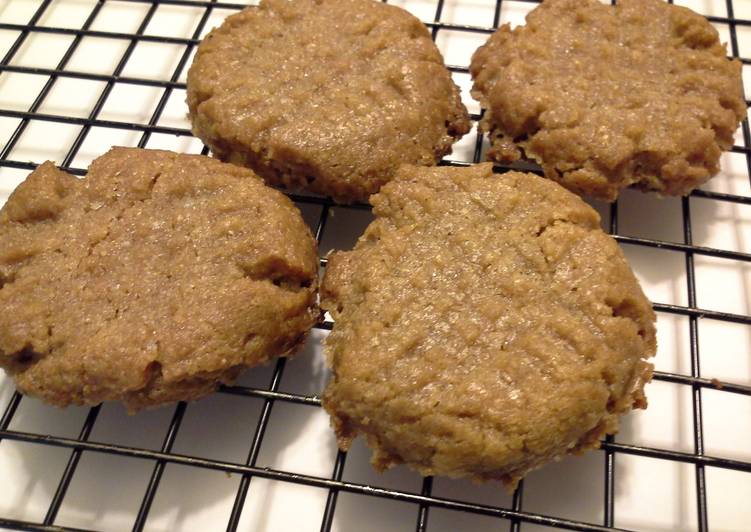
[{"left": 0, "top": 0, "right": 749, "bottom": 531}]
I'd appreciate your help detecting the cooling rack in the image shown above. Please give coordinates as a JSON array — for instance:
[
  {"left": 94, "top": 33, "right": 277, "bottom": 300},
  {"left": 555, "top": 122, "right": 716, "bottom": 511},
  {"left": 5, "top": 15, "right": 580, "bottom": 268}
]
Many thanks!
[{"left": 0, "top": 0, "right": 748, "bottom": 531}]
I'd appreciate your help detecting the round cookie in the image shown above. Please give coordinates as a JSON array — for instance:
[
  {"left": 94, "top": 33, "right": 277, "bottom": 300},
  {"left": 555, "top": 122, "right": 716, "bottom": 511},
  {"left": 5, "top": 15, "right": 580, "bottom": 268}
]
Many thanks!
[
  {"left": 0, "top": 147, "right": 319, "bottom": 412},
  {"left": 187, "top": 0, "right": 471, "bottom": 204},
  {"left": 321, "top": 163, "right": 656, "bottom": 487},
  {"left": 470, "top": 0, "right": 746, "bottom": 201}
]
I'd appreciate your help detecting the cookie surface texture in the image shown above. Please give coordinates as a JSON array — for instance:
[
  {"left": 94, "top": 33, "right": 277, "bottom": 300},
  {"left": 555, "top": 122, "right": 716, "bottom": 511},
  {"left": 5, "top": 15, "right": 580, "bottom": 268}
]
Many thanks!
[
  {"left": 470, "top": 0, "right": 746, "bottom": 200},
  {"left": 0, "top": 147, "right": 319, "bottom": 412},
  {"left": 187, "top": 0, "right": 471, "bottom": 204},
  {"left": 321, "top": 163, "right": 656, "bottom": 487}
]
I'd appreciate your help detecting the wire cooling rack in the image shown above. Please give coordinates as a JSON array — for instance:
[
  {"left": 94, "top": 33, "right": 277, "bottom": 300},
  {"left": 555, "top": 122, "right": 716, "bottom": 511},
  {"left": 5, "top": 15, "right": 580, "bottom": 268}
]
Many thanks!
[{"left": 0, "top": 0, "right": 749, "bottom": 531}]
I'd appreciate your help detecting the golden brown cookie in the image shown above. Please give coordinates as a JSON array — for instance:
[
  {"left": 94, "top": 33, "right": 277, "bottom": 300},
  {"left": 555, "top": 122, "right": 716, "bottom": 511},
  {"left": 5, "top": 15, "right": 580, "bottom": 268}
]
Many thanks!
[
  {"left": 187, "top": 0, "right": 471, "bottom": 204},
  {"left": 0, "top": 147, "right": 319, "bottom": 412},
  {"left": 470, "top": 0, "right": 746, "bottom": 201},
  {"left": 321, "top": 163, "right": 656, "bottom": 488}
]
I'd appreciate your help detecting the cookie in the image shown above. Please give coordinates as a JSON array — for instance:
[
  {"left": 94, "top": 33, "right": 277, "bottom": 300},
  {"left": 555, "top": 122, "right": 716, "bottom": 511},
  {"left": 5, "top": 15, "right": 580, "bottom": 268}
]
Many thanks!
[
  {"left": 186, "top": 0, "right": 471, "bottom": 204},
  {"left": 0, "top": 147, "right": 319, "bottom": 412},
  {"left": 470, "top": 0, "right": 746, "bottom": 201},
  {"left": 321, "top": 163, "right": 656, "bottom": 487}
]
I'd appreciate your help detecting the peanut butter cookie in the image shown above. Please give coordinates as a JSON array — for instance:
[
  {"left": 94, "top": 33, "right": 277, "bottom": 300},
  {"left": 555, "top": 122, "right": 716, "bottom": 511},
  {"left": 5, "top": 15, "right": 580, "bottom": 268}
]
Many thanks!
[
  {"left": 321, "top": 163, "right": 656, "bottom": 487},
  {"left": 187, "top": 0, "right": 470, "bottom": 204},
  {"left": 470, "top": 0, "right": 746, "bottom": 200},
  {"left": 0, "top": 148, "right": 319, "bottom": 412}
]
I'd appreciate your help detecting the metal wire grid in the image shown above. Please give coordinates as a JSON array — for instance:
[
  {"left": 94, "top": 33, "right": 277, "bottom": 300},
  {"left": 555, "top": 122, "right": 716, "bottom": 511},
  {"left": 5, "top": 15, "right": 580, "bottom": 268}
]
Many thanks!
[{"left": 0, "top": 0, "right": 748, "bottom": 530}]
